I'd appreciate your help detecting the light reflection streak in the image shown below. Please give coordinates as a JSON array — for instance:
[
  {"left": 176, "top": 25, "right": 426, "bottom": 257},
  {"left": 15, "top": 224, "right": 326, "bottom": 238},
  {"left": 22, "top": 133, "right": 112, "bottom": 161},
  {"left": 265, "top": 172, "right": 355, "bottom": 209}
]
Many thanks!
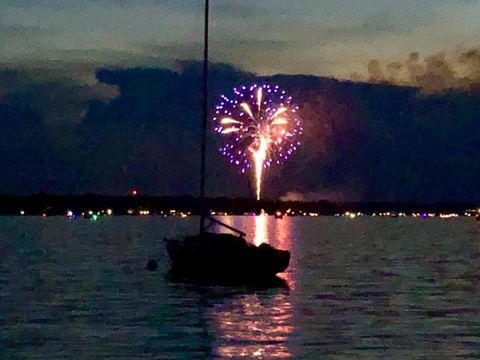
[
  {"left": 207, "top": 215, "right": 296, "bottom": 358},
  {"left": 212, "top": 293, "right": 293, "bottom": 358},
  {"left": 274, "top": 216, "right": 292, "bottom": 251},
  {"left": 274, "top": 216, "right": 295, "bottom": 289},
  {"left": 253, "top": 211, "right": 268, "bottom": 246},
  {"left": 215, "top": 215, "right": 295, "bottom": 289},
  {"left": 215, "top": 215, "right": 235, "bottom": 233}
]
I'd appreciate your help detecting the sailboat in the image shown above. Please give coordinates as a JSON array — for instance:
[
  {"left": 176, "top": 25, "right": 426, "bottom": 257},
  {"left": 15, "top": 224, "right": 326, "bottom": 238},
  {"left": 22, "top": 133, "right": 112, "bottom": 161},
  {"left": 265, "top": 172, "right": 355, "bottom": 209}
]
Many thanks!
[{"left": 165, "top": 0, "right": 290, "bottom": 286}]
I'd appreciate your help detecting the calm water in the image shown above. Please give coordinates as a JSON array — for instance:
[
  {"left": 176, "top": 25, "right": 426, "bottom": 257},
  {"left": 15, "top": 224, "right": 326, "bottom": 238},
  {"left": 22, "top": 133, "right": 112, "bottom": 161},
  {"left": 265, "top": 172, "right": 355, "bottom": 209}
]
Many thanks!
[{"left": 1, "top": 216, "right": 480, "bottom": 359}]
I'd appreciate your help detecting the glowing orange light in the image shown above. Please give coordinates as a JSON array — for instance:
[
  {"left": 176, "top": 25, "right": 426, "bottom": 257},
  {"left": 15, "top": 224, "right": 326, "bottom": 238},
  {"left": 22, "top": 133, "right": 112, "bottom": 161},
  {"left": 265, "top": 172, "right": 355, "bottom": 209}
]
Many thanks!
[
  {"left": 250, "top": 136, "right": 269, "bottom": 201},
  {"left": 253, "top": 210, "right": 268, "bottom": 246}
]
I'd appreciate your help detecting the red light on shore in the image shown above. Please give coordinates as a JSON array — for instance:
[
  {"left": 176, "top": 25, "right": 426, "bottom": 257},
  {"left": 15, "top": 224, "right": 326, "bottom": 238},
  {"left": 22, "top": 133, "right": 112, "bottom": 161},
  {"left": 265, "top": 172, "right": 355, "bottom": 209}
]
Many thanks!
[{"left": 130, "top": 189, "right": 138, "bottom": 196}]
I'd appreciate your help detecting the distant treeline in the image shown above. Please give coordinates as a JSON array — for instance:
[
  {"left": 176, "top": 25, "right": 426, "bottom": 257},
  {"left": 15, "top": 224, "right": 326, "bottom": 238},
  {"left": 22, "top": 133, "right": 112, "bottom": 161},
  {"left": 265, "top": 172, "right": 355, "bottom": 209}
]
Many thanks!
[{"left": 0, "top": 194, "right": 476, "bottom": 216}]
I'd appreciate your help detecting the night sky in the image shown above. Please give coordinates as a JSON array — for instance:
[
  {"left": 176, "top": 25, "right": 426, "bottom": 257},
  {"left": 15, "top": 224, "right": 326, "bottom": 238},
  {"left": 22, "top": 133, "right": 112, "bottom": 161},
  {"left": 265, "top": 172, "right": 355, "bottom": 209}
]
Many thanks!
[{"left": 1, "top": 1, "right": 479, "bottom": 202}]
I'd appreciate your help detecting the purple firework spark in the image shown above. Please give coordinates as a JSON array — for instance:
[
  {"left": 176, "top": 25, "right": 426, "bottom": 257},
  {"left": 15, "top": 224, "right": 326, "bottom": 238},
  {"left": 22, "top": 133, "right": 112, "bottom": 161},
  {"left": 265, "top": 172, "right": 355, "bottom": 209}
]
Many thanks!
[{"left": 213, "top": 83, "right": 303, "bottom": 199}]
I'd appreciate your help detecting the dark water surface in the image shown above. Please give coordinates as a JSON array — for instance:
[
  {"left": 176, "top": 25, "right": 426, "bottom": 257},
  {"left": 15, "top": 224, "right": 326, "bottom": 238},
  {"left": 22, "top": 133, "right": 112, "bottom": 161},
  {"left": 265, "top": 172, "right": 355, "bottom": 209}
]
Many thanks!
[{"left": 1, "top": 216, "right": 480, "bottom": 359}]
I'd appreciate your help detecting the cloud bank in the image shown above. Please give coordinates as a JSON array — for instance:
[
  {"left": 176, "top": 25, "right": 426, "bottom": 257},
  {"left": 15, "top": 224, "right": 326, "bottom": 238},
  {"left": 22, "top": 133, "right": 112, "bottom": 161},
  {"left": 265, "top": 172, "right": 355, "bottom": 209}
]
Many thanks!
[
  {"left": 1, "top": 61, "right": 479, "bottom": 203},
  {"left": 353, "top": 48, "right": 480, "bottom": 94},
  {"left": 0, "top": 64, "right": 119, "bottom": 126}
]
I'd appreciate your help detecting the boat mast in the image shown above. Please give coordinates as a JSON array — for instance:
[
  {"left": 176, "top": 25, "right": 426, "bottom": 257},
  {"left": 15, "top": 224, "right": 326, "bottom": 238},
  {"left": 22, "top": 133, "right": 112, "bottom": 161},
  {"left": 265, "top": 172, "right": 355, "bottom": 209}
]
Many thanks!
[{"left": 199, "top": 0, "right": 209, "bottom": 233}]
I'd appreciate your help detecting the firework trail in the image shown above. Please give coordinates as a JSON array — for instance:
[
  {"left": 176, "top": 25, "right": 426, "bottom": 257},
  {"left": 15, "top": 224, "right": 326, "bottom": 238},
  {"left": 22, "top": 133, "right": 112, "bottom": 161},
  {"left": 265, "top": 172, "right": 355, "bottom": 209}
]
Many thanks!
[{"left": 214, "top": 84, "right": 303, "bottom": 200}]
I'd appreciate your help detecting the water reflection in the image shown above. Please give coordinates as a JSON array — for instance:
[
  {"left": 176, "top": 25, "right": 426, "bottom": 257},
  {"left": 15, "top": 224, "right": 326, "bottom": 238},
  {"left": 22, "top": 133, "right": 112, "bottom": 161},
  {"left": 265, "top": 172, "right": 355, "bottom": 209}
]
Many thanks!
[
  {"left": 5, "top": 217, "right": 479, "bottom": 358},
  {"left": 211, "top": 292, "right": 293, "bottom": 358},
  {"left": 253, "top": 212, "right": 268, "bottom": 246},
  {"left": 273, "top": 217, "right": 295, "bottom": 289},
  {"left": 215, "top": 215, "right": 296, "bottom": 289},
  {"left": 215, "top": 215, "right": 293, "bottom": 250},
  {"left": 273, "top": 216, "right": 293, "bottom": 251},
  {"left": 211, "top": 215, "right": 295, "bottom": 358}
]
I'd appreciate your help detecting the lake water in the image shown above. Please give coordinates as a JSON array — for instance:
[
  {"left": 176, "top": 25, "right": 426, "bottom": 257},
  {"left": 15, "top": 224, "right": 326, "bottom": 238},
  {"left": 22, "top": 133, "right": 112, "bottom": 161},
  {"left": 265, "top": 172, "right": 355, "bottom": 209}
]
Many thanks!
[{"left": 1, "top": 216, "right": 479, "bottom": 359}]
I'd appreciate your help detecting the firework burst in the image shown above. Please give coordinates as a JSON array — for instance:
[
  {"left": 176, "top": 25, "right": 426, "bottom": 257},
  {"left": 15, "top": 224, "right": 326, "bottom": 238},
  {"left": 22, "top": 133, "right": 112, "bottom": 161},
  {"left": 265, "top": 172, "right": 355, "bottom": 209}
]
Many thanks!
[{"left": 213, "top": 84, "right": 303, "bottom": 200}]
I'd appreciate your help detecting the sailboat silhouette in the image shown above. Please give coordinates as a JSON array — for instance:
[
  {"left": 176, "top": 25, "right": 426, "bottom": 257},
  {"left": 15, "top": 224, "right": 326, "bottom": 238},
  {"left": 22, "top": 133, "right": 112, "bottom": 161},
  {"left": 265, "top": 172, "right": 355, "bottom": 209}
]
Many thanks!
[{"left": 165, "top": 0, "right": 290, "bottom": 287}]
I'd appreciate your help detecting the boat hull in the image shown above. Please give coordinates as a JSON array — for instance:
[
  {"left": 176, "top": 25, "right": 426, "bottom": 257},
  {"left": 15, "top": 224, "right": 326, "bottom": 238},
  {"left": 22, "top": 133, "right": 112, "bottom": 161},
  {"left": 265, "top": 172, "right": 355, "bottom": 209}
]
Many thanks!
[{"left": 165, "top": 233, "right": 290, "bottom": 286}]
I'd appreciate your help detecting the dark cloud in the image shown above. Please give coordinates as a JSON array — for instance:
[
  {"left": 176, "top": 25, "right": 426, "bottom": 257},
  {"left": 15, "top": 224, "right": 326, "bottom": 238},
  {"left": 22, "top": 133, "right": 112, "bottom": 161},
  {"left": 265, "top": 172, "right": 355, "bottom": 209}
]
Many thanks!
[
  {"left": 0, "top": 65, "right": 119, "bottom": 126},
  {"left": 356, "top": 47, "right": 480, "bottom": 94},
  {"left": 0, "top": 62, "right": 479, "bottom": 202},
  {"left": 459, "top": 48, "right": 480, "bottom": 83}
]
